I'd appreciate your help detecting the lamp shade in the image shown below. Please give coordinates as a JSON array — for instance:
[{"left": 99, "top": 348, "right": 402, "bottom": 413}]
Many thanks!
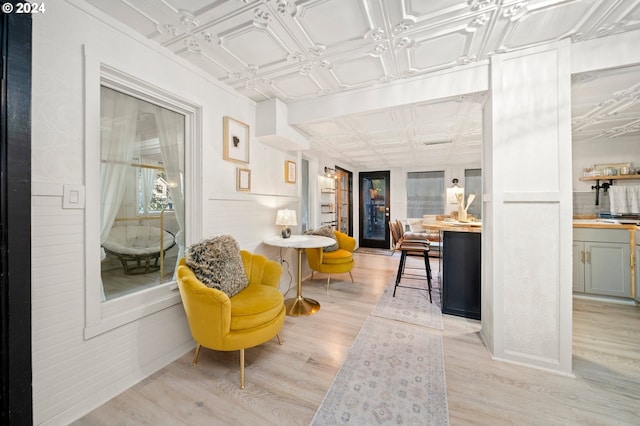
[{"left": 275, "top": 209, "right": 297, "bottom": 226}]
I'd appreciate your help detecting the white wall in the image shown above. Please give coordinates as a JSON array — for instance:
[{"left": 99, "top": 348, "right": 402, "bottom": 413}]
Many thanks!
[
  {"left": 573, "top": 136, "right": 640, "bottom": 191},
  {"left": 31, "top": 2, "right": 303, "bottom": 423}
]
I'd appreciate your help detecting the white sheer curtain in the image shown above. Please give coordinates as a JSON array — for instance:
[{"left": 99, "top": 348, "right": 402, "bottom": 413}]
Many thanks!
[
  {"left": 140, "top": 167, "right": 156, "bottom": 215},
  {"left": 154, "top": 106, "right": 185, "bottom": 272},
  {"left": 100, "top": 87, "right": 138, "bottom": 299}
]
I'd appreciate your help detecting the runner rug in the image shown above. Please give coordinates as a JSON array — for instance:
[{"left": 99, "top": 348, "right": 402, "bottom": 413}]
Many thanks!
[
  {"left": 371, "top": 278, "right": 444, "bottom": 331},
  {"left": 353, "top": 247, "right": 394, "bottom": 256},
  {"left": 310, "top": 315, "right": 449, "bottom": 425}
]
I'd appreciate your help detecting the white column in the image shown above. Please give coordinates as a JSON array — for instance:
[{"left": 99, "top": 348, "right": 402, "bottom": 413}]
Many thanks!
[{"left": 481, "top": 40, "right": 574, "bottom": 374}]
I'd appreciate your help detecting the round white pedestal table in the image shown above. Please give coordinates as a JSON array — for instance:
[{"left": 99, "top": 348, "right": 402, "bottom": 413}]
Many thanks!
[{"left": 263, "top": 234, "right": 336, "bottom": 316}]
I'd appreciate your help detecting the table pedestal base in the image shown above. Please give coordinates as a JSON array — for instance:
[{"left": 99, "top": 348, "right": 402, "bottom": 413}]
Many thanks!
[{"left": 284, "top": 296, "right": 320, "bottom": 316}]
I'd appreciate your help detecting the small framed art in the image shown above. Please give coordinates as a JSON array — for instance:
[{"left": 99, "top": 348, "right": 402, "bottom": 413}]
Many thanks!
[
  {"left": 237, "top": 168, "right": 251, "bottom": 191},
  {"left": 223, "top": 116, "right": 250, "bottom": 164},
  {"left": 285, "top": 160, "right": 296, "bottom": 183}
]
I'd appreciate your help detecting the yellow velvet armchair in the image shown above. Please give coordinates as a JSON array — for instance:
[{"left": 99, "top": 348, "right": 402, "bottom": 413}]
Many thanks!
[
  {"left": 305, "top": 230, "right": 356, "bottom": 290},
  {"left": 176, "top": 250, "right": 285, "bottom": 389}
]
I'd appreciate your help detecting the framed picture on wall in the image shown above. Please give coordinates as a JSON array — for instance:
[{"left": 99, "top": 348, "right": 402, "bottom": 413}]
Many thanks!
[
  {"left": 237, "top": 168, "right": 251, "bottom": 191},
  {"left": 285, "top": 160, "right": 296, "bottom": 183},
  {"left": 223, "top": 116, "right": 250, "bottom": 164}
]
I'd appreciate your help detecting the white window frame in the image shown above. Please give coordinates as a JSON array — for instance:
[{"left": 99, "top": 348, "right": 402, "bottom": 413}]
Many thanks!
[{"left": 83, "top": 50, "right": 202, "bottom": 339}]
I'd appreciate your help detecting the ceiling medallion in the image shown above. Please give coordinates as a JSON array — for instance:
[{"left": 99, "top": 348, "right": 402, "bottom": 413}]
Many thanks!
[
  {"left": 275, "top": 0, "right": 293, "bottom": 15},
  {"left": 179, "top": 10, "right": 199, "bottom": 28},
  {"left": 468, "top": 0, "right": 496, "bottom": 12},
  {"left": 254, "top": 8, "right": 272, "bottom": 25},
  {"left": 373, "top": 43, "right": 388, "bottom": 54},
  {"left": 467, "top": 14, "right": 489, "bottom": 32},
  {"left": 502, "top": 1, "right": 528, "bottom": 21},
  {"left": 370, "top": 27, "right": 385, "bottom": 42},
  {"left": 201, "top": 32, "right": 214, "bottom": 43},
  {"left": 299, "top": 62, "right": 313, "bottom": 76},
  {"left": 457, "top": 55, "right": 477, "bottom": 65},
  {"left": 595, "top": 23, "right": 620, "bottom": 37},
  {"left": 396, "top": 37, "right": 414, "bottom": 49},
  {"left": 394, "top": 19, "right": 414, "bottom": 34},
  {"left": 309, "top": 45, "right": 325, "bottom": 57},
  {"left": 247, "top": 64, "right": 259, "bottom": 75},
  {"left": 162, "top": 24, "right": 181, "bottom": 37},
  {"left": 571, "top": 32, "right": 584, "bottom": 42},
  {"left": 184, "top": 38, "right": 201, "bottom": 53}
]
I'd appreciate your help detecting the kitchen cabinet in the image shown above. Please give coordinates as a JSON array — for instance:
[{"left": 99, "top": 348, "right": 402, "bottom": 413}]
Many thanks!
[
  {"left": 573, "top": 228, "right": 631, "bottom": 298},
  {"left": 442, "top": 230, "right": 481, "bottom": 320}
]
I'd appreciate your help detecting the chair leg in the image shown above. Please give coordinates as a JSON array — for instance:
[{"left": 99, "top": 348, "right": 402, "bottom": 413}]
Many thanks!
[
  {"left": 276, "top": 334, "right": 283, "bottom": 345},
  {"left": 423, "top": 251, "right": 433, "bottom": 303},
  {"left": 394, "top": 251, "right": 407, "bottom": 297},
  {"left": 311, "top": 271, "right": 314, "bottom": 280},
  {"left": 326, "top": 274, "right": 331, "bottom": 292},
  {"left": 192, "top": 344, "right": 201, "bottom": 366},
  {"left": 239, "top": 348, "right": 245, "bottom": 390},
  {"left": 349, "top": 271, "right": 354, "bottom": 283}
]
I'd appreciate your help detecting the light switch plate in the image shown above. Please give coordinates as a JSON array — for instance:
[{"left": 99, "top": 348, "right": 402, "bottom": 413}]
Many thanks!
[{"left": 63, "top": 184, "right": 85, "bottom": 209}]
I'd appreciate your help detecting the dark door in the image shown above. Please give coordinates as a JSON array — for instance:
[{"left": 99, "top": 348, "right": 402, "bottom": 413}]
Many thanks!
[
  {"left": 359, "top": 171, "right": 390, "bottom": 248},
  {"left": 1, "top": 9, "right": 33, "bottom": 423}
]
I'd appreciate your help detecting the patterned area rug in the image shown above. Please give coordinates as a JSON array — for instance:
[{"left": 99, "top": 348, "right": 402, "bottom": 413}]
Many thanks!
[
  {"left": 310, "top": 316, "right": 449, "bottom": 425},
  {"left": 354, "top": 247, "right": 394, "bottom": 256},
  {"left": 371, "top": 278, "right": 444, "bottom": 331}
]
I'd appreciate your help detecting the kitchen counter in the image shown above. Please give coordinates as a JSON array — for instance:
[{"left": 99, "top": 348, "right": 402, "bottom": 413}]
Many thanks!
[
  {"left": 573, "top": 219, "right": 638, "bottom": 230},
  {"left": 421, "top": 220, "right": 482, "bottom": 233}
]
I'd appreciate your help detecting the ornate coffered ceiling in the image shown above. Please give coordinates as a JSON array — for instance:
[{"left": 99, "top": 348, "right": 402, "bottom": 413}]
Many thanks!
[{"left": 84, "top": 0, "right": 640, "bottom": 168}]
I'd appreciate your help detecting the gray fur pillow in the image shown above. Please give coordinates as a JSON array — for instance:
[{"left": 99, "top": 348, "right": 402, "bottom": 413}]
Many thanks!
[
  {"left": 185, "top": 235, "right": 248, "bottom": 297},
  {"left": 305, "top": 226, "right": 339, "bottom": 252}
]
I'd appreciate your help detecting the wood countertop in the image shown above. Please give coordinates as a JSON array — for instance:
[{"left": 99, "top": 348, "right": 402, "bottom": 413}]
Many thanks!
[
  {"left": 572, "top": 220, "right": 638, "bottom": 230},
  {"left": 421, "top": 221, "right": 482, "bottom": 233},
  {"left": 421, "top": 219, "right": 637, "bottom": 231}
]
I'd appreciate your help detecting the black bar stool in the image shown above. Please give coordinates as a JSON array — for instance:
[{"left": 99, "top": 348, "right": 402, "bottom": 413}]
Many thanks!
[{"left": 389, "top": 220, "right": 432, "bottom": 302}]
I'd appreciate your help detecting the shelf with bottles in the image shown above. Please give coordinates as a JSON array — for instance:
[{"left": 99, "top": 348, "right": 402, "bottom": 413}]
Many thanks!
[{"left": 321, "top": 203, "right": 335, "bottom": 214}]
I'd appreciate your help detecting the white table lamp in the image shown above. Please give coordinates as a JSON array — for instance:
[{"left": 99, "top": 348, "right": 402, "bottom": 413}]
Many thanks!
[{"left": 276, "top": 209, "right": 297, "bottom": 238}]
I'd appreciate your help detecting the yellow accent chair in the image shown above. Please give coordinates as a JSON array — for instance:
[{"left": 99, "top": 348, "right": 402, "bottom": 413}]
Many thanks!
[
  {"left": 305, "top": 230, "right": 356, "bottom": 290},
  {"left": 176, "top": 250, "right": 285, "bottom": 389}
]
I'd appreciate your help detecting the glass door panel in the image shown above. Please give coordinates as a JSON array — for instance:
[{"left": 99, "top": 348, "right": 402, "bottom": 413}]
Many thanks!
[
  {"left": 359, "top": 171, "right": 390, "bottom": 248},
  {"left": 336, "top": 166, "right": 353, "bottom": 235}
]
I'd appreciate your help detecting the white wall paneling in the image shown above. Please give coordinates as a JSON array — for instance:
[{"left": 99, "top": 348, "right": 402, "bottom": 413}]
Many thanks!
[
  {"left": 31, "top": 2, "right": 302, "bottom": 423},
  {"left": 484, "top": 41, "right": 574, "bottom": 374}
]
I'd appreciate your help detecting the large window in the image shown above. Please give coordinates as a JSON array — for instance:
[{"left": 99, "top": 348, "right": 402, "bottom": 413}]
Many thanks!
[
  {"left": 84, "top": 57, "right": 202, "bottom": 338},
  {"left": 407, "top": 171, "right": 445, "bottom": 217},
  {"left": 100, "top": 86, "right": 184, "bottom": 301}
]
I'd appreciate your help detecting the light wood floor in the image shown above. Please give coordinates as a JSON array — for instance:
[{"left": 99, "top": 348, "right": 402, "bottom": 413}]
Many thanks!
[{"left": 74, "top": 253, "right": 640, "bottom": 425}]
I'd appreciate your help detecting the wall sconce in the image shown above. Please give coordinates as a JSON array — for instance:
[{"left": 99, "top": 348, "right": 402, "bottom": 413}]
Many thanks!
[
  {"left": 324, "top": 167, "right": 337, "bottom": 179},
  {"left": 446, "top": 178, "right": 465, "bottom": 211},
  {"left": 276, "top": 209, "right": 297, "bottom": 238}
]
